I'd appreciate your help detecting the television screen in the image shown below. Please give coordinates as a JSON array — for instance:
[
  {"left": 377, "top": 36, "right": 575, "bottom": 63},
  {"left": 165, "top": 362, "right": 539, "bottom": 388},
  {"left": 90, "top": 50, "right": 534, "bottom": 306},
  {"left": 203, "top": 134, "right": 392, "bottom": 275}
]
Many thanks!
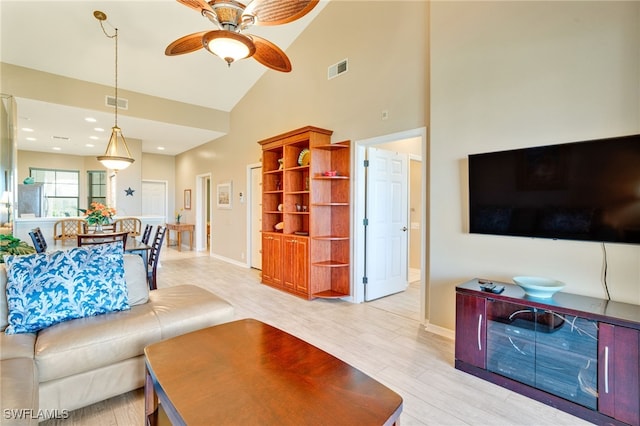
[{"left": 468, "top": 134, "right": 640, "bottom": 244}]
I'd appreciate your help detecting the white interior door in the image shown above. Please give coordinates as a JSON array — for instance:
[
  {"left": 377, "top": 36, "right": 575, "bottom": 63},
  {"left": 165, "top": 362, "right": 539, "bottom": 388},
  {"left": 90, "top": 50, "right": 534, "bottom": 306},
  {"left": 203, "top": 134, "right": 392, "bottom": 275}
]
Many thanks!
[
  {"left": 250, "top": 165, "right": 262, "bottom": 269},
  {"left": 365, "top": 147, "right": 409, "bottom": 301},
  {"left": 141, "top": 180, "right": 167, "bottom": 220}
]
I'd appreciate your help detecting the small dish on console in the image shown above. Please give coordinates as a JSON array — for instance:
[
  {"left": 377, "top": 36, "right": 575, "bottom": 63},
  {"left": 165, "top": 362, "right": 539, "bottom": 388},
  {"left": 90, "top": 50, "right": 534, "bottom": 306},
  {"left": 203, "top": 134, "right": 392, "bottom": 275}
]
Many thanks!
[{"left": 513, "top": 276, "right": 565, "bottom": 299}]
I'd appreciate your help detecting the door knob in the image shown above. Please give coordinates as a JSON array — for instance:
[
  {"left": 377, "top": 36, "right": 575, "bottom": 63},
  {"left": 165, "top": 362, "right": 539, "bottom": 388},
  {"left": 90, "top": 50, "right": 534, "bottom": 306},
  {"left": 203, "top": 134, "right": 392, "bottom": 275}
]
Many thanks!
[{"left": 401, "top": 226, "right": 408, "bottom": 232}]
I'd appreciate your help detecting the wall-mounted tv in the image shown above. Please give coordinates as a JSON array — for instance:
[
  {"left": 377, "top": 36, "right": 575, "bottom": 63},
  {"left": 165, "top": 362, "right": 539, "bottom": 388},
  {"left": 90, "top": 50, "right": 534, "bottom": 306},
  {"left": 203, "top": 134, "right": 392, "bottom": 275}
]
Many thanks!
[{"left": 468, "top": 134, "right": 640, "bottom": 244}]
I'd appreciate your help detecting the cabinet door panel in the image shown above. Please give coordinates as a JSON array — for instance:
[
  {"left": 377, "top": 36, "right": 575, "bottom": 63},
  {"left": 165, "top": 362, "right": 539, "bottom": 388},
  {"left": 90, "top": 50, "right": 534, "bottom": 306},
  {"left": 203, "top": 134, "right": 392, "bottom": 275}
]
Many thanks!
[
  {"left": 455, "top": 293, "right": 486, "bottom": 369},
  {"left": 598, "top": 323, "right": 640, "bottom": 425},
  {"left": 283, "top": 236, "right": 308, "bottom": 295},
  {"left": 262, "top": 234, "right": 282, "bottom": 286}
]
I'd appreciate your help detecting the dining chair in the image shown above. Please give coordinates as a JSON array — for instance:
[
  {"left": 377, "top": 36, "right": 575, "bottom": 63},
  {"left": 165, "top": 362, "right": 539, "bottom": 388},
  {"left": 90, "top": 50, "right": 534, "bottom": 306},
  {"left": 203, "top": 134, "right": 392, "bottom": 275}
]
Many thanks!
[
  {"left": 141, "top": 224, "right": 153, "bottom": 245},
  {"left": 147, "top": 225, "right": 167, "bottom": 290},
  {"left": 53, "top": 219, "right": 86, "bottom": 244},
  {"left": 83, "top": 223, "right": 116, "bottom": 233},
  {"left": 29, "top": 227, "right": 48, "bottom": 253},
  {"left": 113, "top": 217, "right": 142, "bottom": 237},
  {"left": 77, "top": 231, "right": 128, "bottom": 251}
]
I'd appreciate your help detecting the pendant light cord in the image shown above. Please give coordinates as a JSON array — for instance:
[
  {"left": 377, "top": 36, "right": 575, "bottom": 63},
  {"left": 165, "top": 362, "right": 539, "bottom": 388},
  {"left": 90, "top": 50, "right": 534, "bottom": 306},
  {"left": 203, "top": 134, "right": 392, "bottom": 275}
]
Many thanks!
[{"left": 98, "top": 20, "right": 119, "bottom": 128}]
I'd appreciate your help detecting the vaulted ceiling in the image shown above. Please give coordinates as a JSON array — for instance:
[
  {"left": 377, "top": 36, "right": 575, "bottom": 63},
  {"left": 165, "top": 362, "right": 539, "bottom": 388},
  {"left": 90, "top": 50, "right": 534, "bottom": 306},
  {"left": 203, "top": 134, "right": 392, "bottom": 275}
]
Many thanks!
[{"left": 1, "top": 0, "right": 327, "bottom": 155}]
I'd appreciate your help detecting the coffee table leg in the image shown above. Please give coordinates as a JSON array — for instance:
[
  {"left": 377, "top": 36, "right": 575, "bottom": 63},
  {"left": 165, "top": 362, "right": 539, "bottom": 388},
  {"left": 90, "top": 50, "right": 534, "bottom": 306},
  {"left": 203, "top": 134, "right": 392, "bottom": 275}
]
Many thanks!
[{"left": 145, "top": 367, "right": 158, "bottom": 426}]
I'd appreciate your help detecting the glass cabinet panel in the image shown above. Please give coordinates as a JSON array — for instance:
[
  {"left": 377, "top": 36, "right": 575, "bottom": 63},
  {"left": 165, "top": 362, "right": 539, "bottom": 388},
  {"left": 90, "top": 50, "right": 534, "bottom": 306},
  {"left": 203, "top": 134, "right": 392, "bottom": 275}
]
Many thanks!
[{"left": 486, "top": 300, "right": 598, "bottom": 409}]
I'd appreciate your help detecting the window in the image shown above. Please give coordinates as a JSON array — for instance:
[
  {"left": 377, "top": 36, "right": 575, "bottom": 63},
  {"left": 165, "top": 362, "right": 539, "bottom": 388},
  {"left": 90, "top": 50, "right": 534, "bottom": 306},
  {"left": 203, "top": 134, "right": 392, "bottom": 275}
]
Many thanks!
[
  {"left": 30, "top": 168, "right": 79, "bottom": 217},
  {"left": 87, "top": 170, "right": 107, "bottom": 206}
]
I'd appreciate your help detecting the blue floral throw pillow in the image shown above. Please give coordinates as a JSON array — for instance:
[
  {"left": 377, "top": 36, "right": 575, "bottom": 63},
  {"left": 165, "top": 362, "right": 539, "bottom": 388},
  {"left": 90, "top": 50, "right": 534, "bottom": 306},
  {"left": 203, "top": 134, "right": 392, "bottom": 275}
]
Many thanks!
[{"left": 4, "top": 242, "right": 130, "bottom": 334}]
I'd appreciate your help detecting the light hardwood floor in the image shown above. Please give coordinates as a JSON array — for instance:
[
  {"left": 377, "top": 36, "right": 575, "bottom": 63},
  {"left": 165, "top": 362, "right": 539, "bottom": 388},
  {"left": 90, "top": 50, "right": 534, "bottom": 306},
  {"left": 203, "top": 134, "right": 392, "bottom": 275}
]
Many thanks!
[{"left": 42, "top": 247, "right": 590, "bottom": 426}]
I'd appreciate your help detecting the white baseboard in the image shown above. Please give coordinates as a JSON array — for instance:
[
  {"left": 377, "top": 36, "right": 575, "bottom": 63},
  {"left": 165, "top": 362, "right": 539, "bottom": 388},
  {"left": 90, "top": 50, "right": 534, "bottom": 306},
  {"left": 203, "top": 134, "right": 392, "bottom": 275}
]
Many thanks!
[
  {"left": 424, "top": 321, "right": 455, "bottom": 340},
  {"left": 210, "top": 253, "right": 250, "bottom": 269}
]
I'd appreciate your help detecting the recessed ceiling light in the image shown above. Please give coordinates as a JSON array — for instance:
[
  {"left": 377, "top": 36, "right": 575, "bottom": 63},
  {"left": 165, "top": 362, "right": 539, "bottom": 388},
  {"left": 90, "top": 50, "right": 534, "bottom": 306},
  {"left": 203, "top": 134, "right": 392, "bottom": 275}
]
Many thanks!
[
  {"left": 26, "top": 137, "right": 37, "bottom": 141},
  {"left": 94, "top": 127, "right": 104, "bottom": 132},
  {"left": 52, "top": 147, "right": 61, "bottom": 151},
  {"left": 89, "top": 136, "right": 99, "bottom": 140},
  {"left": 86, "top": 143, "right": 95, "bottom": 148},
  {"left": 85, "top": 117, "right": 97, "bottom": 123},
  {"left": 157, "top": 146, "right": 166, "bottom": 151},
  {"left": 22, "top": 127, "right": 34, "bottom": 132}
]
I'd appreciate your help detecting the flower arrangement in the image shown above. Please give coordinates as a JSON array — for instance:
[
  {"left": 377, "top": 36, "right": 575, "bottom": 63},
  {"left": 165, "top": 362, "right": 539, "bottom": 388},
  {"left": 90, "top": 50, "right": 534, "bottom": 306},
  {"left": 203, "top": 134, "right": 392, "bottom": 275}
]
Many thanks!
[
  {"left": 175, "top": 208, "right": 184, "bottom": 224},
  {"left": 80, "top": 202, "right": 116, "bottom": 225}
]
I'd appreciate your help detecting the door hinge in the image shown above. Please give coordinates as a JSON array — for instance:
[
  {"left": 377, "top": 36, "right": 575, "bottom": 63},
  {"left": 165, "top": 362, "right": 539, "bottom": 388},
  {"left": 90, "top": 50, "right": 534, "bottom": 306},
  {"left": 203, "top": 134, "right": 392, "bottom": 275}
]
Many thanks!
[
  {"left": 362, "top": 218, "right": 368, "bottom": 226},
  {"left": 363, "top": 159, "right": 369, "bottom": 167},
  {"left": 362, "top": 276, "right": 368, "bottom": 285}
]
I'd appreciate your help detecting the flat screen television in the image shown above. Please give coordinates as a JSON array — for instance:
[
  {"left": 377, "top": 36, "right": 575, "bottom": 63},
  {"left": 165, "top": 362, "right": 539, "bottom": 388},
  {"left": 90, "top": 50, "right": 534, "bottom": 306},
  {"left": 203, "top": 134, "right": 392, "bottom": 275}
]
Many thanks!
[{"left": 468, "top": 134, "right": 640, "bottom": 244}]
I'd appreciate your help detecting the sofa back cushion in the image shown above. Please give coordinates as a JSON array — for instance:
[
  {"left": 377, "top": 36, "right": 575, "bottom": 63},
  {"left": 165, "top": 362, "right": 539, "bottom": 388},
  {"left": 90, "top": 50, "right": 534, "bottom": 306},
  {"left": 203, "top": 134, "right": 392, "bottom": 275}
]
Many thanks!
[
  {"left": 4, "top": 242, "right": 130, "bottom": 334},
  {"left": 123, "top": 254, "right": 149, "bottom": 306}
]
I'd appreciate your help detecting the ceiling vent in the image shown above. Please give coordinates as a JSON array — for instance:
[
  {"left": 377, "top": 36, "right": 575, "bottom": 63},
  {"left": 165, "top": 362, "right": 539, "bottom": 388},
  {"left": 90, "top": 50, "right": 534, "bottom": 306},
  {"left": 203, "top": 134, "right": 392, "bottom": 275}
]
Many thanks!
[
  {"left": 328, "top": 58, "right": 348, "bottom": 80},
  {"left": 105, "top": 95, "right": 128, "bottom": 110}
]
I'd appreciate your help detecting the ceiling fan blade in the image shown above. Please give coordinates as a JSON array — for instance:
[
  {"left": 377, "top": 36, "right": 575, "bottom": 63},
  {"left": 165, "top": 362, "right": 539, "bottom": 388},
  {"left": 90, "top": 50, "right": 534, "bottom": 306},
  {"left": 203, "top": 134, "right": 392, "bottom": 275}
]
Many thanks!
[
  {"left": 165, "top": 31, "right": 208, "bottom": 56},
  {"left": 244, "top": 0, "right": 319, "bottom": 26},
  {"left": 176, "top": 0, "right": 214, "bottom": 14},
  {"left": 250, "top": 34, "right": 292, "bottom": 72}
]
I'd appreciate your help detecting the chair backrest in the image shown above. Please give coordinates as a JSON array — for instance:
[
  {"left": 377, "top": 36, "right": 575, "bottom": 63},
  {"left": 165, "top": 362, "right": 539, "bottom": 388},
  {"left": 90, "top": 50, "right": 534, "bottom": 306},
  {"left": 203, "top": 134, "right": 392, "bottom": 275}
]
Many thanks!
[
  {"left": 77, "top": 231, "right": 128, "bottom": 251},
  {"left": 141, "top": 224, "right": 153, "bottom": 245},
  {"left": 29, "top": 227, "right": 48, "bottom": 253},
  {"left": 147, "top": 225, "right": 167, "bottom": 290},
  {"left": 113, "top": 217, "right": 142, "bottom": 237},
  {"left": 83, "top": 223, "right": 116, "bottom": 233},
  {"left": 53, "top": 219, "right": 86, "bottom": 243}
]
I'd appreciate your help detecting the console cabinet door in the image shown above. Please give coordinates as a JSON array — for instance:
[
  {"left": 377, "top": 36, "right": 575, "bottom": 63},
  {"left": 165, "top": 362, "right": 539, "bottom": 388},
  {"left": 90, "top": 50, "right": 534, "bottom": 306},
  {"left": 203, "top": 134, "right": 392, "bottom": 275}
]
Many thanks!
[
  {"left": 455, "top": 293, "right": 486, "bottom": 369},
  {"left": 598, "top": 323, "right": 640, "bottom": 425}
]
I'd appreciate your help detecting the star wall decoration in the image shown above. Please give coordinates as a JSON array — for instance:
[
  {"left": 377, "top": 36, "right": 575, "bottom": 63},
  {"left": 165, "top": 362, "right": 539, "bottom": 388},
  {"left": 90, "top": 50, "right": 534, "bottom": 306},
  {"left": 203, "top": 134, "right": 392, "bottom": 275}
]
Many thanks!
[{"left": 125, "top": 187, "right": 135, "bottom": 196}]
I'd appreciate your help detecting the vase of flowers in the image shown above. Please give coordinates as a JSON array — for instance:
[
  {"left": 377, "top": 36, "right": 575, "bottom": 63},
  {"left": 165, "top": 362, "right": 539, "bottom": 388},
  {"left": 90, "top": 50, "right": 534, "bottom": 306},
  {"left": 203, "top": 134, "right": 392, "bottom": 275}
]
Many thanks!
[
  {"left": 80, "top": 202, "right": 116, "bottom": 232},
  {"left": 175, "top": 209, "right": 183, "bottom": 224}
]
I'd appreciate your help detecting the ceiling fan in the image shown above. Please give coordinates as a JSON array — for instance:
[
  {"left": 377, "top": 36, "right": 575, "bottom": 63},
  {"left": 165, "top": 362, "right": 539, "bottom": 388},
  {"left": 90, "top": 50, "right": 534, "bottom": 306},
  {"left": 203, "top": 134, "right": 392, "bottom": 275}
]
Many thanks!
[{"left": 165, "top": 0, "right": 319, "bottom": 72}]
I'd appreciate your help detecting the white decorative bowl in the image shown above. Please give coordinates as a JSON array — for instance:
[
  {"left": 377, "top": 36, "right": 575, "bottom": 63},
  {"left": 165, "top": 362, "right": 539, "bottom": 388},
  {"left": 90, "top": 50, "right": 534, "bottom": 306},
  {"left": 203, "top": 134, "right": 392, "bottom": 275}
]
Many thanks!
[{"left": 513, "top": 276, "right": 565, "bottom": 299}]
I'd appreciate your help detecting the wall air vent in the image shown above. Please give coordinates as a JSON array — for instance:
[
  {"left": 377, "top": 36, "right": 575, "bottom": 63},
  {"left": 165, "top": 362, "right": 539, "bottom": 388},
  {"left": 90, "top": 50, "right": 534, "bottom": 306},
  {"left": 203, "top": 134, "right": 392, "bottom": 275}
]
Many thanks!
[
  {"left": 105, "top": 95, "right": 128, "bottom": 110},
  {"left": 52, "top": 135, "right": 70, "bottom": 141},
  {"left": 328, "top": 58, "right": 348, "bottom": 80}
]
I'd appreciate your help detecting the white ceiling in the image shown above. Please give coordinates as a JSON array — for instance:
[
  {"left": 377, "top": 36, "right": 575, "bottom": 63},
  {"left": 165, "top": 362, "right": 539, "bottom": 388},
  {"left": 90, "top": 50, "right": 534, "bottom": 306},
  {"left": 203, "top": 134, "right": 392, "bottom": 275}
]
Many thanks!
[{"left": 1, "top": 0, "right": 327, "bottom": 156}]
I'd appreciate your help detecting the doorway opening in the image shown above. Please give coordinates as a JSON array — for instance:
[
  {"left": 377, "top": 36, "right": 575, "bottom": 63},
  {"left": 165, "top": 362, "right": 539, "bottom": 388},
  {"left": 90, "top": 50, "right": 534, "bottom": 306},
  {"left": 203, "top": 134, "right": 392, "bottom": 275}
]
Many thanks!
[
  {"left": 195, "top": 173, "right": 211, "bottom": 252},
  {"left": 354, "top": 127, "right": 427, "bottom": 323},
  {"left": 247, "top": 163, "right": 262, "bottom": 269}
]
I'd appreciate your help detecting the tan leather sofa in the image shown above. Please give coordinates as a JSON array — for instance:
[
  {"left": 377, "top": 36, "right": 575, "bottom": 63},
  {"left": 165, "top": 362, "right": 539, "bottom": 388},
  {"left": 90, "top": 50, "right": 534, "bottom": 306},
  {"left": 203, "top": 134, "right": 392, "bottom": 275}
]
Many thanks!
[{"left": 0, "top": 254, "right": 234, "bottom": 425}]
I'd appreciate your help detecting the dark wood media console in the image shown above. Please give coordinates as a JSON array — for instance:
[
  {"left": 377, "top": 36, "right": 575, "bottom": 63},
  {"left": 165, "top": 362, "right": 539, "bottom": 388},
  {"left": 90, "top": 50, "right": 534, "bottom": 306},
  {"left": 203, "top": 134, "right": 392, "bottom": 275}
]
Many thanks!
[{"left": 455, "top": 279, "right": 640, "bottom": 426}]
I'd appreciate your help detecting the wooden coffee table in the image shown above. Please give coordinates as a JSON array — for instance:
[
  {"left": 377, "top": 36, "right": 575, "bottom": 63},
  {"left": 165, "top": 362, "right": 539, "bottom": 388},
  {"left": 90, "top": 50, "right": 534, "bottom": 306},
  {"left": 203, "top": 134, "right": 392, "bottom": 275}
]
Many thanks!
[{"left": 144, "top": 319, "right": 403, "bottom": 425}]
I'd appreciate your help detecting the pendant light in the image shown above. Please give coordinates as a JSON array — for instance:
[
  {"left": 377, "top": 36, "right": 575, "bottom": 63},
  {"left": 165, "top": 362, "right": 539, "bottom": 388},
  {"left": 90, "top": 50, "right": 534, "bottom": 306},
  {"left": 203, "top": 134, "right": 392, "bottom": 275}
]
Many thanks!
[{"left": 95, "top": 10, "right": 134, "bottom": 172}]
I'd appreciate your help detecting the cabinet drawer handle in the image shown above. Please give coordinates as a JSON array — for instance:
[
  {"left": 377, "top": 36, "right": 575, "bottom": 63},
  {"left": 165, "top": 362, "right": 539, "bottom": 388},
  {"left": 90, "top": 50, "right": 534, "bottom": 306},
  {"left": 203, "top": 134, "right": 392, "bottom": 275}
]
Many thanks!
[
  {"left": 477, "top": 314, "right": 483, "bottom": 351},
  {"left": 604, "top": 345, "right": 609, "bottom": 394}
]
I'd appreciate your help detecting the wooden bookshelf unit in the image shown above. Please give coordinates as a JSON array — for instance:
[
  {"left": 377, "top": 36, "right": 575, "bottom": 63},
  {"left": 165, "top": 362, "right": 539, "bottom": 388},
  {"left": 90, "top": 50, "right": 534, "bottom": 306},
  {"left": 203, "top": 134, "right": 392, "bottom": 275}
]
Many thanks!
[{"left": 258, "top": 126, "right": 351, "bottom": 300}]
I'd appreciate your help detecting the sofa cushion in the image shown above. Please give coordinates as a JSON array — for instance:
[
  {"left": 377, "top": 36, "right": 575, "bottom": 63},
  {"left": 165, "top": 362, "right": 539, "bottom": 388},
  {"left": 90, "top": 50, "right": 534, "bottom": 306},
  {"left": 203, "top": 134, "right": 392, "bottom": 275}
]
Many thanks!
[
  {"left": 35, "top": 302, "right": 161, "bottom": 383},
  {"left": 4, "top": 242, "right": 129, "bottom": 334},
  {"left": 149, "top": 285, "right": 235, "bottom": 340},
  {"left": 122, "top": 254, "right": 149, "bottom": 306}
]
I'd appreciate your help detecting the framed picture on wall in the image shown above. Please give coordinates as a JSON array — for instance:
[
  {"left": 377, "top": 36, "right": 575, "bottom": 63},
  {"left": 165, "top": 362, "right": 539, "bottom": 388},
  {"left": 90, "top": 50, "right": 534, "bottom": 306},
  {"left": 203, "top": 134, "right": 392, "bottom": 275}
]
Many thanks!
[
  {"left": 184, "top": 189, "right": 191, "bottom": 210},
  {"left": 217, "top": 181, "right": 232, "bottom": 209}
]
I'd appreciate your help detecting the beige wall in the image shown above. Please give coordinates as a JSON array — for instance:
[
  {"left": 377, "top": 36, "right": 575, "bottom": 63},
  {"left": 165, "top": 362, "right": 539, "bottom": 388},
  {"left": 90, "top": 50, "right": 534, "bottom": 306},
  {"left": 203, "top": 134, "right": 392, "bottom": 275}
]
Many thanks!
[
  {"left": 430, "top": 1, "right": 640, "bottom": 330},
  {"left": 176, "top": 1, "right": 428, "bottom": 263},
  {"left": 17, "top": 140, "right": 173, "bottom": 218}
]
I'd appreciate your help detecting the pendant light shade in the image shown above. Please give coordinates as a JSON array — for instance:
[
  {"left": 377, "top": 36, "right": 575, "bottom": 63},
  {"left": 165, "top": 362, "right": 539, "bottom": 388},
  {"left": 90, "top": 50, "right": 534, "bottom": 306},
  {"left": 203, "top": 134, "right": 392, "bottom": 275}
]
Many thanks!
[
  {"left": 97, "top": 126, "right": 134, "bottom": 170},
  {"left": 95, "top": 11, "right": 134, "bottom": 172}
]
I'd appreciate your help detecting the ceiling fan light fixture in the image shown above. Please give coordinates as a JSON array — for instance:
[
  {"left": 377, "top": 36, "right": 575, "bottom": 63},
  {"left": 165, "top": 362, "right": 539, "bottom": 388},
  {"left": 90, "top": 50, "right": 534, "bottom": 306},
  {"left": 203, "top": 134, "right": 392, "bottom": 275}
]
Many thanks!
[
  {"left": 97, "top": 126, "right": 134, "bottom": 171},
  {"left": 203, "top": 30, "right": 255, "bottom": 65}
]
